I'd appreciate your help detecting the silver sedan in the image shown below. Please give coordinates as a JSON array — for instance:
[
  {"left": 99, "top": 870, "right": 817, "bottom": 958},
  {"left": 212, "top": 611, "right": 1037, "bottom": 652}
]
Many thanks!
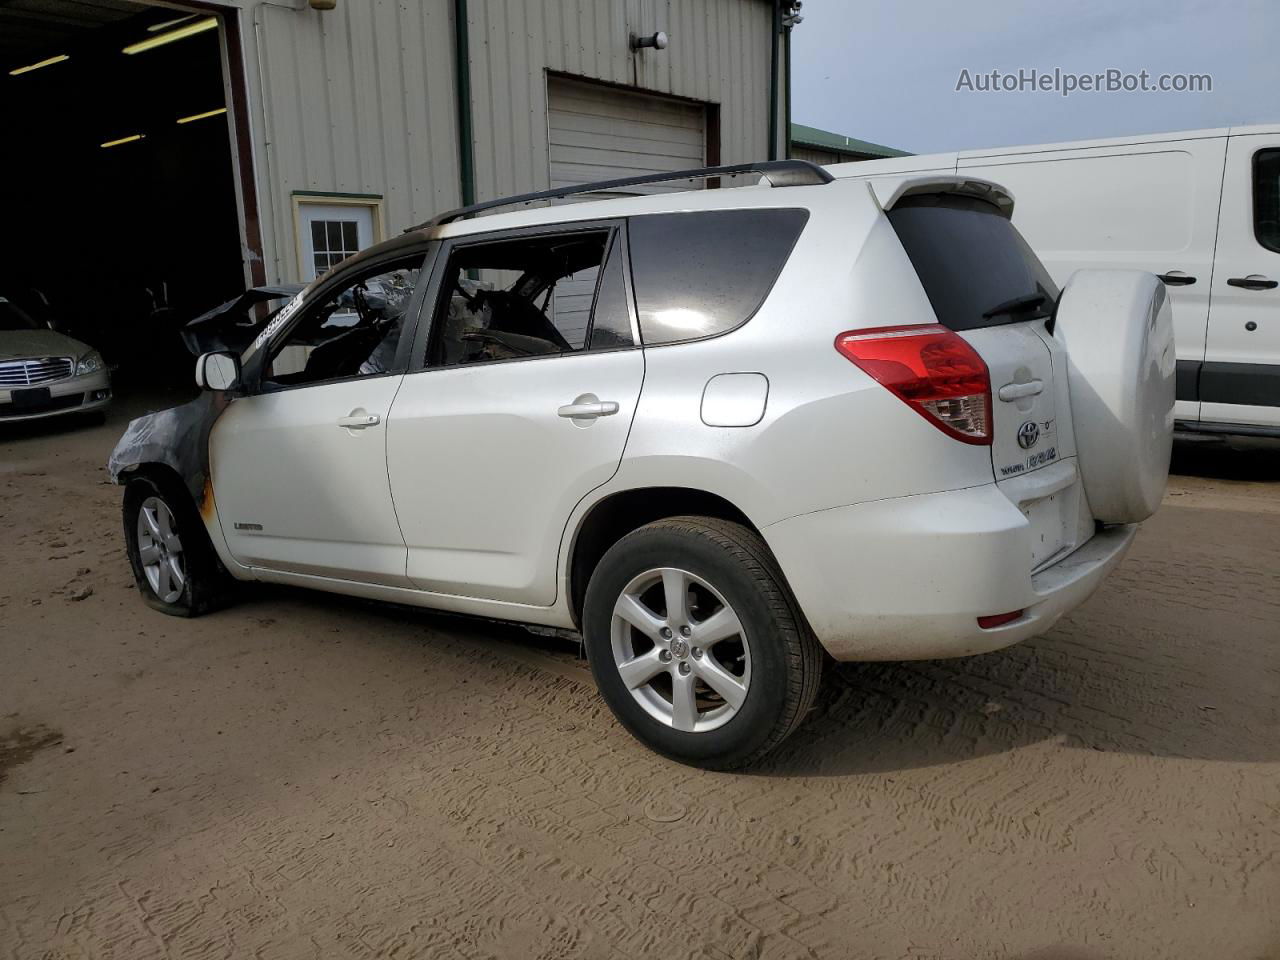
[{"left": 1, "top": 297, "right": 111, "bottom": 423}]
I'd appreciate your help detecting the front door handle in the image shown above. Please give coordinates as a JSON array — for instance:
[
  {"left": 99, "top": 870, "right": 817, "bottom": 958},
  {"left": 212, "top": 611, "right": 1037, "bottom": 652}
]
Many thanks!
[
  {"left": 1227, "top": 275, "right": 1278, "bottom": 290},
  {"left": 1157, "top": 272, "right": 1197, "bottom": 286},
  {"left": 337, "top": 413, "right": 381, "bottom": 429},
  {"left": 558, "top": 399, "right": 619, "bottom": 420}
]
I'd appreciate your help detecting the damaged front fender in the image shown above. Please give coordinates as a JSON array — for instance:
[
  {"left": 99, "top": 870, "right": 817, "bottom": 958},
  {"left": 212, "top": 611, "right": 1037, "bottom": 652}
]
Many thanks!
[
  {"left": 107, "top": 391, "right": 232, "bottom": 508},
  {"left": 110, "top": 282, "right": 306, "bottom": 508}
]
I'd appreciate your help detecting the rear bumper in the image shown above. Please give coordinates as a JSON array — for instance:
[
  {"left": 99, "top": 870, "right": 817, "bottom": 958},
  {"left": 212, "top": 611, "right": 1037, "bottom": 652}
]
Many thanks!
[
  {"left": 0, "top": 371, "right": 111, "bottom": 422},
  {"left": 764, "top": 483, "right": 1137, "bottom": 661}
]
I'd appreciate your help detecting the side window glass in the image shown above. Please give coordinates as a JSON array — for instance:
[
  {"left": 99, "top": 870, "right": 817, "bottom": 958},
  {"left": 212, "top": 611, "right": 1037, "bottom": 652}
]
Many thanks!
[
  {"left": 1254, "top": 149, "right": 1280, "bottom": 254},
  {"left": 628, "top": 208, "right": 809, "bottom": 344},
  {"left": 429, "top": 230, "right": 610, "bottom": 367},
  {"left": 587, "top": 235, "right": 635, "bottom": 350},
  {"left": 550, "top": 262, "right": 599, "bottom": 349},
  {"left": 266, "top": 259, "right": 420, "bottom": 387}
]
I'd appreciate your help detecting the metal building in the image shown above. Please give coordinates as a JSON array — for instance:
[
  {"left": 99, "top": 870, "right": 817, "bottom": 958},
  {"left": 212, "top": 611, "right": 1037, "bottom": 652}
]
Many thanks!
[
  {"left": 251, "top": 0, "right": 798, "bottom": 287},
  {"left": 1, "top": 0, "right": 801, "bottom": 348},
  {"left": 788, "top": 122, "right": 909, "bottom": 166}
]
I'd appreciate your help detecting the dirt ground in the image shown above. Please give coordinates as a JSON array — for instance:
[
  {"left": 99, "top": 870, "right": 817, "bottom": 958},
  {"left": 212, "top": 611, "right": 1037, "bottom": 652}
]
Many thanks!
[{"left": 2, "top": 393, "right": 1277, "bottom": 960}]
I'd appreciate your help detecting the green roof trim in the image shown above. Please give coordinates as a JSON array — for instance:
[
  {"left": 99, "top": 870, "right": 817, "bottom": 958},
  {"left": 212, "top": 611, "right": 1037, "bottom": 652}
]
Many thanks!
[{"left": 789, "top": 122, "right": 911, "bottom": 159}]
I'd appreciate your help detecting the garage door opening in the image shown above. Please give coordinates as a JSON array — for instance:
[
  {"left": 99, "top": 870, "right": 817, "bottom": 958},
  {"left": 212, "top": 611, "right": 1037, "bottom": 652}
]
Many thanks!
[
  {"left": 1, "top": 1, "right": 250, "bottom": 389},
  {"left": 548, "top": 74, "right": 716, "bottom": 201}
]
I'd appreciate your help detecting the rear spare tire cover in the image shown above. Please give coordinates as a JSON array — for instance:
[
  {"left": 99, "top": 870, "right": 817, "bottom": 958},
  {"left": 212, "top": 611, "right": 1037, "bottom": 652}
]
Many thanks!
[{"left": 1053, "top": 269, "right": 1175, "bottom": 523}]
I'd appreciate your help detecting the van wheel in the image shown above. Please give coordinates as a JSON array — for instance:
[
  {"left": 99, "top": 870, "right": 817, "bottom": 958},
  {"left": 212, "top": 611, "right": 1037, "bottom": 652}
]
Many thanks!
[
  {"left": 582, "top": 516, "right": 822, "bottom": 770},
  {"left": 123, "top": 474, "right": 232, "bottom": 617}
]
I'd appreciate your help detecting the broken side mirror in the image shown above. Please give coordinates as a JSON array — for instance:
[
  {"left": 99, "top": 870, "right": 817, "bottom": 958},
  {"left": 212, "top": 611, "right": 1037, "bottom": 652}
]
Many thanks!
[{"left": 195, "top": 351, "right": 242, "bottom": 392}]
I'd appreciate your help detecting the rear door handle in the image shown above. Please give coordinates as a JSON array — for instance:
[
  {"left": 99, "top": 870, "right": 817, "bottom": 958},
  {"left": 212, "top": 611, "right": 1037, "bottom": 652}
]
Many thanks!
[
  {"left": 997, "top": 379, "right": 1044, "bottom": 401},
  {"left": 557, "top": 400, "right": 619, "bottom": 420},
  {"left": 337, "top": 413, "right": 380, "bottom": 429},
  {"left": 1157, "top": 272, "right": 1197, "bottom": 286},
  {"left": 1227, "top": 275, "right": 1278, "bottom": 290}
]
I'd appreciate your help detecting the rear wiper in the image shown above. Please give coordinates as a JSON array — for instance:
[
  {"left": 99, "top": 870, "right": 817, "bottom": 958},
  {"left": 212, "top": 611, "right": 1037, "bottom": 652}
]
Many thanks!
[{"left": 982, "top": 292, "right": 1048, "bottom": 319}]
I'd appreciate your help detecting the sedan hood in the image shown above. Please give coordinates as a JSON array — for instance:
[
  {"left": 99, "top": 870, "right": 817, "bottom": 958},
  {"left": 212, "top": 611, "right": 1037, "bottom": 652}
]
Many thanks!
[{"left": 0, "top": 329, "right": 93, "bottom": 362}]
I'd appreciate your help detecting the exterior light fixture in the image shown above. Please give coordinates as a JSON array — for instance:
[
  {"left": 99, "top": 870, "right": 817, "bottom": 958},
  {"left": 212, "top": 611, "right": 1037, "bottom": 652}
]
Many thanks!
[
  {"left": 630, "top": 31, "right": 669, "bottom": 51},
  {"left": 123, "top": 16, "right": 217, "bottom": 55},
  {"left": 177, "top": 107, "right": 227, "bottom": 124},
  {"left": 101, "top": 134, "right": 145, "bottom": 149},
  {"left": 9, "top": 54, "right": 70, "bottom": 76}
]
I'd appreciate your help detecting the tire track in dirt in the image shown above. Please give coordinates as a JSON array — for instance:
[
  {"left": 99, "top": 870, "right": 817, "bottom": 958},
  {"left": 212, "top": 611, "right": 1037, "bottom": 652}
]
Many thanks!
[{"left": 3, "top": 414, "right": 1278, "bottom": 959}]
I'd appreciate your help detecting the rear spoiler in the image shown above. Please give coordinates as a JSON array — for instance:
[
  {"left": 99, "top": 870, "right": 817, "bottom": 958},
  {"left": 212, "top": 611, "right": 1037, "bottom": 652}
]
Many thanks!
[{"left": 870, "top": 176, "right": 1015, "bottom": 218}]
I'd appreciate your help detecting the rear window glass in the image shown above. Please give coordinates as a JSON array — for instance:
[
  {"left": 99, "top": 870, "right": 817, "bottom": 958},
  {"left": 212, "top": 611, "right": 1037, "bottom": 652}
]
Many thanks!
[
  {"left": 627, "top": 208, "right": 809, "bottom": 344},
  {"left": 887, "top": 194, "right": 1059, "bottom": 331},
  {"left": 0, "top": 299, "right": 41, "bottom": 331}
]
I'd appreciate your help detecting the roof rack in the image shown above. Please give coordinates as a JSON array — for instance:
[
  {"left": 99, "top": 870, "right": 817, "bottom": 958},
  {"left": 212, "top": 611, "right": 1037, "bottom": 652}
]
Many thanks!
[{"left": 410, "top": 159, "right": 834, "bottom": 230}]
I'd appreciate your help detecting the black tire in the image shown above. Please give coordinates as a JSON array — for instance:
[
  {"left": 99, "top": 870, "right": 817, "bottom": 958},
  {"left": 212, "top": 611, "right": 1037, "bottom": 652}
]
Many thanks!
[
  {"left": 582, "top": 516, "right": 822, "bottom": 770},
  {"left": 123, "top": 473, "right": 233, "bottom": 617}
]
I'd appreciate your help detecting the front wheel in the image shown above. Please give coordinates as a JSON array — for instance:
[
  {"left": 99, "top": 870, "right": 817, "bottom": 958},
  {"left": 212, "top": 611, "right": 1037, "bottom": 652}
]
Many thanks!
[
  {"left": 123, "top": 474, "right": 232, "bottom": 617},
  {"left": 582, "top": 516, "right": 822, "bottom": 769}
]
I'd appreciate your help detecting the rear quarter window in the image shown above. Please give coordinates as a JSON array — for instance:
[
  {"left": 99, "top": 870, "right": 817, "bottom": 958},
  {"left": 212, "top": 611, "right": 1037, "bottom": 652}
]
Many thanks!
[
  {"left": 887, "top": 194, "right": 1059, "bottom": 331},
  {"left": 627, "top": 208, "right": 809, "bottom": 345}
]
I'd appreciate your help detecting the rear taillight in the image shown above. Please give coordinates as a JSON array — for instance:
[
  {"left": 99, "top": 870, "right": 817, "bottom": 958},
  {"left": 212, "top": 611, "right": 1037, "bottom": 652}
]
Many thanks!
[{"left": 834, "top": 324, "right": 992, "bottom": 445}]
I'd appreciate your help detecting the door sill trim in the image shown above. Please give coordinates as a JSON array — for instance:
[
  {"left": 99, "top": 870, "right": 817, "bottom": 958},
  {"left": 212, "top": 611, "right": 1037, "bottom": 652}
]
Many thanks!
[{"left": 249, "top": 565, "right": 576, "bottom": 629}]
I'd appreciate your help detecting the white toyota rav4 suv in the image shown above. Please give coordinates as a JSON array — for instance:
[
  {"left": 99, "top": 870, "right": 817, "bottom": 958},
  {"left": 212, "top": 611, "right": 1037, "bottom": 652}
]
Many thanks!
[{"left": 109, "top": 160, "right": 1174, "bottom": 768}]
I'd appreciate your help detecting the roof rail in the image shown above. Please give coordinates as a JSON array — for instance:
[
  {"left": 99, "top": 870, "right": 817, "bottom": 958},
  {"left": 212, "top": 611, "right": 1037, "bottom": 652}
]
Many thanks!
[{"left": 409, "top": 159, "right": 834, "bottom": 231}]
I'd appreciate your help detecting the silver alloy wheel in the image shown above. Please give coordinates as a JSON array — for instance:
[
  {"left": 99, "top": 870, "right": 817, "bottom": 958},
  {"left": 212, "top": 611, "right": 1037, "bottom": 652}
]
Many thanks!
[
  {"left": 610, "top": 567, "right": 752, "bottom": 733},
  {"left": 136, "top": 496, "right": 186, "bottom": 604}
]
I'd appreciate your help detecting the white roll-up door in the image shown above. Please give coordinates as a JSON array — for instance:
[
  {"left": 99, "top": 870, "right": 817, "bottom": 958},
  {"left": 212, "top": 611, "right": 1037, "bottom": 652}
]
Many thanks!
[
  {"left": 546, "top": 76, "right": 708, "bottom": 343},
  {"left": 548, "top": 75, "right": 706, "bottom": 198}
]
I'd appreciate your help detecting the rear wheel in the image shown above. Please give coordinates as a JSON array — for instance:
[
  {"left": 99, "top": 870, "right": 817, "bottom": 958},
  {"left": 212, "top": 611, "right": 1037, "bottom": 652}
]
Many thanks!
[
  {"left": 583, "top": 516, "right": 822, "bottom": 769},
  {"left": 123, "top": 474, "right": 232, "bottom": 617}
]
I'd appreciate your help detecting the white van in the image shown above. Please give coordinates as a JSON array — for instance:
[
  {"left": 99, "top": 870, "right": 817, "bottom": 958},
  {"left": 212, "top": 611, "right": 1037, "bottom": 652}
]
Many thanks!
[{"left": 831, "top": 124, "right": 1280, "bottom": 436}]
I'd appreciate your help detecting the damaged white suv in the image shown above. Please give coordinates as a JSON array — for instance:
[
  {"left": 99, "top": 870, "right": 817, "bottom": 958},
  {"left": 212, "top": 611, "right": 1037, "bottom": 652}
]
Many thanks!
[{"left": 110, "top": 161, "right": 1174, "bottom": 768}]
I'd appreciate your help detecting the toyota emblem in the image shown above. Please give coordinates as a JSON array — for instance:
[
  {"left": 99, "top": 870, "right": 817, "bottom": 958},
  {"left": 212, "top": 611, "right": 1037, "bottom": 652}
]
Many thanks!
[{"left": 1017, "top": 420, "right": 1040, "bottom": 449}]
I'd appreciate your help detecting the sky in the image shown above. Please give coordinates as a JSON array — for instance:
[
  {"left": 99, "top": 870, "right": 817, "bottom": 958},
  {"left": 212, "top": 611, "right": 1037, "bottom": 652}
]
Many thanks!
[{"left": 790, "top": 0, "right": 1280, "bottom": 155}]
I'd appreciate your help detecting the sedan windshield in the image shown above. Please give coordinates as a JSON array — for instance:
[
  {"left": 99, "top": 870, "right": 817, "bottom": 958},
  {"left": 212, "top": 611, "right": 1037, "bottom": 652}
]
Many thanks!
[{"left": 0, "top": 300, "right": 42, "bottom": 331}]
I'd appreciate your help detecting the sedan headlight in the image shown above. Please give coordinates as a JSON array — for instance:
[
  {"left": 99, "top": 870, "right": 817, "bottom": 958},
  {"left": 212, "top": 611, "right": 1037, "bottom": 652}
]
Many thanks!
[
  {"left": 76, "top": 351, "right": 105, "bottom": 376},
  {"left": 76, "top": 350, "right": 104, "bottom": 378}
]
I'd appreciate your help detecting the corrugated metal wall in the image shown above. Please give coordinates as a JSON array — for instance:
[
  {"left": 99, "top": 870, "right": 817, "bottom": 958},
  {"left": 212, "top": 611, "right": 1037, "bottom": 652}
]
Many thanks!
[
  {"left": 238, "top": 0, "right": 777, "bottom": 283},
  {"left": 466, "top": 0, "right": 773, "bottom": 201},
  {"left": 248, "top": 0, "right": 460, "bottom": 282},
  {"left": 791, "top": 145, "right": 879, "bottom": 167},
  {"left": 792, "top": 145, "right": 848, "bottom": 167}
]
